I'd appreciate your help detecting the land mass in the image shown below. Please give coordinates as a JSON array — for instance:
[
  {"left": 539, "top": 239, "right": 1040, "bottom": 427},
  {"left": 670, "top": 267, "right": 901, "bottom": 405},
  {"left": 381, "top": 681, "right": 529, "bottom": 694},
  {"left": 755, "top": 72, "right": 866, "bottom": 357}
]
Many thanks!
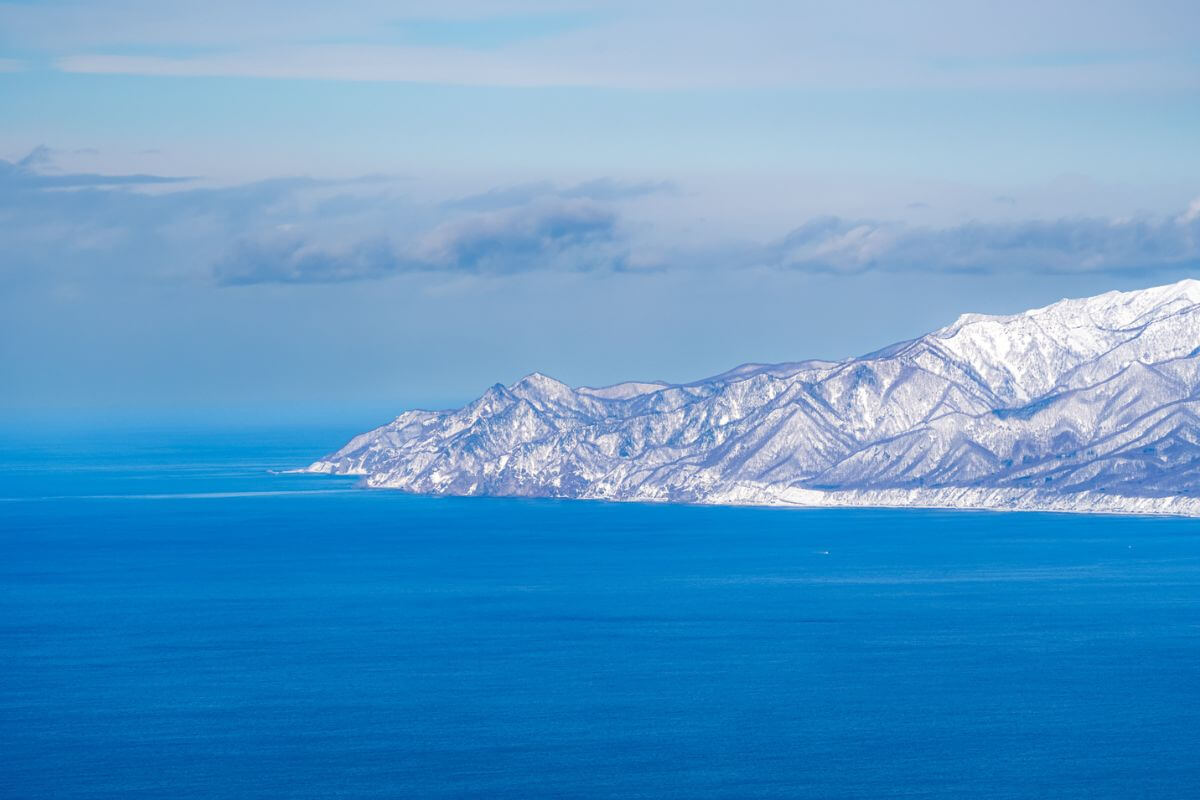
[{"left": 308, "top": 280, "right": 1200, "bottom": 516}]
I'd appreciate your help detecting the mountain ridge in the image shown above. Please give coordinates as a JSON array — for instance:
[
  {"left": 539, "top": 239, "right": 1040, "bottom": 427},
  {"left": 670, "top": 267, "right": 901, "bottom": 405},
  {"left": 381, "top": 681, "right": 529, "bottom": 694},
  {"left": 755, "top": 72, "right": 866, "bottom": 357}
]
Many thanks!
[{"left": 306, "top": 279, "right": 1200, "bottom": 516}]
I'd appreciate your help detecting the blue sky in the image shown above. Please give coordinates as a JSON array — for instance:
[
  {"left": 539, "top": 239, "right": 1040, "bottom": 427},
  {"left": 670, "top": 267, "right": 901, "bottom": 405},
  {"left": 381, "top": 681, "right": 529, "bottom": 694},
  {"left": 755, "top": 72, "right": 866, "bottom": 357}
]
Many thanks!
[{"left": 2, "top": 1, "right": 1199, "bottom": 425}]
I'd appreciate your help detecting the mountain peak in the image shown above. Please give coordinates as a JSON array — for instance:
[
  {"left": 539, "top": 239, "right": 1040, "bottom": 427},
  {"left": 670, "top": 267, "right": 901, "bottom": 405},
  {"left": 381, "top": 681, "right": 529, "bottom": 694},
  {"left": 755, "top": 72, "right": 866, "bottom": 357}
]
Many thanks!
[
  {"left": 944, "top": 278, "right": 1200, "bottom": 337},
  {"left": 511, "top": 371, "right": 569, "bottom": 391},
  {"left": 924, "top": 279, "right": 1200, "bottom": 401},
  {"left": 507, "top": 372, "right": 578, "bottom": 407}
]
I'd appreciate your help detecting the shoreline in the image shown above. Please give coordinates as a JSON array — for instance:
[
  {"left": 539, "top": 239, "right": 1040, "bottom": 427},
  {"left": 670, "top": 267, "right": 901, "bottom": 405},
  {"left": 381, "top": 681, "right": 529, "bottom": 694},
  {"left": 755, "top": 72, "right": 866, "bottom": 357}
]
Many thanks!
[{"left": 302, "top": 465, "right": 1200, "bottom": 519}]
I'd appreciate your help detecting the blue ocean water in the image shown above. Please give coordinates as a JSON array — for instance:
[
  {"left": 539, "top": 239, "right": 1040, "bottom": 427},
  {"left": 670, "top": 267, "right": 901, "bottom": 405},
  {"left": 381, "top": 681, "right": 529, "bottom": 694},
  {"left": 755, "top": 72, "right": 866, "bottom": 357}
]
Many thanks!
[{"left": 2, "top": 428, "right": 1199, "bottom": 799}]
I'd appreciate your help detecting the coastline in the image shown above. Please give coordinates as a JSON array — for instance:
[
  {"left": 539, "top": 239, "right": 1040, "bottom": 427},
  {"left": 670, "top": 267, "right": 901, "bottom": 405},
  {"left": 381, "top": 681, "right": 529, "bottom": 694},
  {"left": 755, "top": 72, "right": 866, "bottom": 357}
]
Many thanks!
[{"left": 303, "top": 464, "right": 1200, "bottom": 519}]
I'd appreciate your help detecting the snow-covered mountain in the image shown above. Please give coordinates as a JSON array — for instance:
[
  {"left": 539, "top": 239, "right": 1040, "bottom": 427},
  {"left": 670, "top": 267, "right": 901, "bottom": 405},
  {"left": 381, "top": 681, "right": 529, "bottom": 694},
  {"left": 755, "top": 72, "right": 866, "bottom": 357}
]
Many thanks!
[{"left": 307, "top": 280, "right": 1200, "bottom": 516}]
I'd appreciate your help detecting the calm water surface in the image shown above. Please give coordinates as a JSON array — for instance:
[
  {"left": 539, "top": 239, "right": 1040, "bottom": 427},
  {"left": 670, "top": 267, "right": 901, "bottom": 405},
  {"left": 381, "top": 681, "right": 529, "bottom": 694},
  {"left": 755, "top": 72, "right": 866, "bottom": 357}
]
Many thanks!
[{"left": 2, "top": 428, "right": 1199, "bottom": 798}]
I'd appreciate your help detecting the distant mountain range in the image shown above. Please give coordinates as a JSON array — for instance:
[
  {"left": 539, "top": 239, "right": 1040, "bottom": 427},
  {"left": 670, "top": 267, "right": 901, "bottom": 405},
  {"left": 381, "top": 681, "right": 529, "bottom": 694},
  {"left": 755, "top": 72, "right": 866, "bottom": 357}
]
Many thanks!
[{"left": 308, "top": 280, "right": 1200, "bottom": 516}]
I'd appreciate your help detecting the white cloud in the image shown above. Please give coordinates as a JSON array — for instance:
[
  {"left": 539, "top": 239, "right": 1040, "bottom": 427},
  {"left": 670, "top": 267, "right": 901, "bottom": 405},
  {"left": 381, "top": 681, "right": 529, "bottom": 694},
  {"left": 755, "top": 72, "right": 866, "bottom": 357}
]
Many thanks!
[
  {"left": 1179, "top": 197, "right": 1200, "bottom": 225},
  {"left": 14, "top": 1, "right": 1199, "bottom": 90},
  {"left": 4, "top": 147, "right": 1199, "bottom": 290}
]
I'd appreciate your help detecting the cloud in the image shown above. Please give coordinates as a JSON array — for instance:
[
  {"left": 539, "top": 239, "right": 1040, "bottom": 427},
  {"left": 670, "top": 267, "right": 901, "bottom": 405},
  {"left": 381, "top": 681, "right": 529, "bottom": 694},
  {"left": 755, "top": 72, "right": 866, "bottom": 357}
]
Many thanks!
[
  {"left": 5, "top": 147, "right": 1198, "bottom": 291},
  {"left": 441, "top": 181, "right": 556, "bottom": 212},
  {"left": 419, "top": 200, "right": 620, "bottom": 272},
  {"left": 559, "top": 178, "right": 676, "bottom": 202},
  {"left": 214, "top": 236, "right": 399, "bottom": 285},
  {"left": 55, "top": 41, "right": 1200, "bottom": 92},
  {"left": 0, "top": 148, "right": 363, "bottom": 287},
  {"left": 216, "top": 199, "right": 1200, "bottom": 286},
  {"left": 21, "top": 2, "right": 1198, "bottom": 91},
  {"left": 0, "top": 147, "right": 647, "bottom": 288},
  {"left": 1180, "top": 197, "right": 1200, "bottom": 225},
  {"left": 444, "top": 178, "right": 673, "bottom": 211},
  {"left": 767, "top": 211, "right": 1200, "bottom": 276},
  {"left": 214, "top": 200, "right": 625, "bottom": 285},
  {"left": 0, "top": 146, "right": 193, "bottom": 188}
]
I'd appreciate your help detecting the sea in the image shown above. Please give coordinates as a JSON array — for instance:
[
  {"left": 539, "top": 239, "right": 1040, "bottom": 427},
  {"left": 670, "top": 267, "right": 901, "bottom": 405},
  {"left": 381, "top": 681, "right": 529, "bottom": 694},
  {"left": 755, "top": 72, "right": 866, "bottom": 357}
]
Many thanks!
[{"left": 2, "top": 426, "right": 1199, "bottom": 799}]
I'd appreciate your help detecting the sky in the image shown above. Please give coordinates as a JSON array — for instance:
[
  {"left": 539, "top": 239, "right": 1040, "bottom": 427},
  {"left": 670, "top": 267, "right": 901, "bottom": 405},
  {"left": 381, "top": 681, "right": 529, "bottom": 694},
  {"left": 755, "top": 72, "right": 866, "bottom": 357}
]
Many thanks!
[{"left": 2, "top": 0, "right": 1199, "bottom": 427}]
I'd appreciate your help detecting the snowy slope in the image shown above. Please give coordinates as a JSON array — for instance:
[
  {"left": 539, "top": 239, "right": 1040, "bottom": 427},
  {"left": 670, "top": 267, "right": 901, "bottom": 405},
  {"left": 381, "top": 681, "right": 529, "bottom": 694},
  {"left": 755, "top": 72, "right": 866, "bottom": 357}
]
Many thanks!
[{"left": 307, "top": 279, "right": 1200, "bottom": 515}]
